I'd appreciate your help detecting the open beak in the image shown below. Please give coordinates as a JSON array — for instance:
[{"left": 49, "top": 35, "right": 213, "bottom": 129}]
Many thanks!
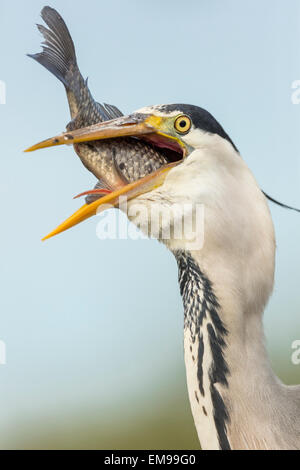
[
  {"left": 25, "top": 114, "right": 185, "bottom": 241},
  {"left": 41, "top": 162, "right": 178, "bottom": 241},
  {"left": 25, "top": 114, "right": 166, "bottom": 152}
]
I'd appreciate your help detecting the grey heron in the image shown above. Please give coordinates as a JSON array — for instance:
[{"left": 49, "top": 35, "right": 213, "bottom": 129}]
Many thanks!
[{"left": 26, "top": 7, "right": 300, "bottom": 451}]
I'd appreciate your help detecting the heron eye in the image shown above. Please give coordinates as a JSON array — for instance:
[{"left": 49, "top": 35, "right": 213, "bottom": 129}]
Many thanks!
[{"left": 174, "top": 115, "right": 191, "bottom": 134}]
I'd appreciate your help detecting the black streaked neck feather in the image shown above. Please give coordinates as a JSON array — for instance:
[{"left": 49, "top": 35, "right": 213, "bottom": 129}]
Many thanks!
[{"left": 175, "top": 250, "right": 231, "bottom": 450}]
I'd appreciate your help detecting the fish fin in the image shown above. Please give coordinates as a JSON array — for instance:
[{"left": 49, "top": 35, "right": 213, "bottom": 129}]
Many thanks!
[
  {"left": 85, "top": 180, "right": 114, "bottom": 204},
  {"left": 97, "top": 103, "right": 115, "bottom": 121},
  {"left": 263, "top": 191, "right": 300, "bottom": 213},
  {"left": 74, "top": 188, "right": 111, "bottom": 200},
  {"left": 28, "top": 7, "right": 124, "bottom": 124},
  {"left": 90, "top": 103, "right": 124, "bottom": 121},
  {"left": 103, "top": 103, "right": 124, "bottom": 119},
  {"left": 66, "top": 101, "right": 123, "bottom": 130},
  {"left": 66, "top": 104, "right": 111, "bottom": 131},
  {"left": 28, "top": 6, "right": 78, "bottom": 87},
  {"left": 28, "top": 6, "right": 90, "bottom": 118}
]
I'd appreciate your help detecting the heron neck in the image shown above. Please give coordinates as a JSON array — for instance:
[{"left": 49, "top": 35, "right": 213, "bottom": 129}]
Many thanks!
[{"left": 175, "top": 250, "right": 282, "bottom": 450}]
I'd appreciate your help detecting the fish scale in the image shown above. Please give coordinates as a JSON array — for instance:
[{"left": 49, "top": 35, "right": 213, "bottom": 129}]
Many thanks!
[
  {"left": 29, "top": 6, "right": 168, "bottom": 197},
  {"left": 74, "top": 138, "right": 167, "bottom": 188}
]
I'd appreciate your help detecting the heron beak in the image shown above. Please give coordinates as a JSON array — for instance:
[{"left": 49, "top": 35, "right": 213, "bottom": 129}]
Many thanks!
[
  {"left": 41, "top": 162, "right": 178, "bottom": 241},
  {"left": 26, "top": 115, "right": 156, "bottom": 151},
  {"left": 24, "top": 114, "right": 185, "bottom": 152},
  {"left": 25, "top": 114, "right": 185, "bottom": 241}
]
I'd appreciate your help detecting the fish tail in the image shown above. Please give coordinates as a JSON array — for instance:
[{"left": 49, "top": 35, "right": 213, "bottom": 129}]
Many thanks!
[{"left": 28, "top": 6, "right": 92, "bottom": 118}]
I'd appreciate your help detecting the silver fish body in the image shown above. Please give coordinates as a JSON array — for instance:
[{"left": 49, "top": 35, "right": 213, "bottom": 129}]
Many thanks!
[
  {"left": 29, "top": 6, "right": 167, "bottom": 193},
  {"left": 73, "top": 138, "right": 167, "bottom": 188}
]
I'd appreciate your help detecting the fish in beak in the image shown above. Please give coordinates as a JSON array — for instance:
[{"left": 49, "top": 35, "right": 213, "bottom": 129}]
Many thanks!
[{"left": 25, "top": 114, "right": 186, "bottom": 240}]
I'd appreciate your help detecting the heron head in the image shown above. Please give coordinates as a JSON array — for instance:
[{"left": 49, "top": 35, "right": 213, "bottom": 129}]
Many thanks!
[
  {"left": 25, "top": 103, "right": 261, "bottom": 250},
  {"left": 131, "top": 103, "right": 238, "bottom": 156}
]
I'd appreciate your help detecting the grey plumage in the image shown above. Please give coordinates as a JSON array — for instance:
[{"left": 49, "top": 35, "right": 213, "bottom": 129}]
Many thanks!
[{"left": 27, "top": 7, "right": 300, "bottom": 450}]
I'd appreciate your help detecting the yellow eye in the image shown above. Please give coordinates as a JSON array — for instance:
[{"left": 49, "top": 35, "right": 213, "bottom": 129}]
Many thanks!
[{"left": 174, "top": 115, "right": 191, "bottom": 134}]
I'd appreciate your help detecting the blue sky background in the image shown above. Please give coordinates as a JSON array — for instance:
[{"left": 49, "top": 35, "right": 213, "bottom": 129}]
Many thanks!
[{"left": 0, "top": 0, "right": 299, "bottom": 449}]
